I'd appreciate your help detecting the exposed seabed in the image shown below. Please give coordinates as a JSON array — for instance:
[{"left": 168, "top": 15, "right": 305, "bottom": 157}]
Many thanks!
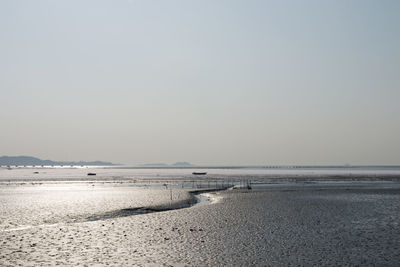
[{"left": 1, "top": 178, "right": 400, "bottom": 266}]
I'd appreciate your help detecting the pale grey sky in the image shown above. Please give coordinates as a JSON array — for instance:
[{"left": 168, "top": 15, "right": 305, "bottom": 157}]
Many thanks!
[{"left": 1, "top": 0, "right": 399, "bottom": 165}]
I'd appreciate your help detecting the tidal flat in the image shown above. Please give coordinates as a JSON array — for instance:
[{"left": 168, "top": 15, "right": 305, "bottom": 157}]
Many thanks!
[{"left": 1, "top": 180, "right": 400, "bottom": 266}]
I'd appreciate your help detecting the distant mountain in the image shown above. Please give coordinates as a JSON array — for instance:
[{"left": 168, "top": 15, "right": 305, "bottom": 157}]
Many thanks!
[{"left": 0, "top": 156, "right": 116, "bottom": 166}]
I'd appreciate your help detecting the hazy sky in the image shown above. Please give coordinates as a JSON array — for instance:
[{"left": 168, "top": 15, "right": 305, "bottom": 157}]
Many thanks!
[{"left": 1, "top": 0, "right": 399, "bottom": 165}]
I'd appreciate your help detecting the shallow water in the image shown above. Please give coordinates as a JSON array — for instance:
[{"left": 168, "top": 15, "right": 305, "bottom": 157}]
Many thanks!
[{"left": 1, "top": 165, "right": 400, "bottom": 183}]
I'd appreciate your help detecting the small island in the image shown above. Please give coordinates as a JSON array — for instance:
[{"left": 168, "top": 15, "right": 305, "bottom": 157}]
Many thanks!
[{"left": 0, "top": 156, "right": 117, "bottom": 166}]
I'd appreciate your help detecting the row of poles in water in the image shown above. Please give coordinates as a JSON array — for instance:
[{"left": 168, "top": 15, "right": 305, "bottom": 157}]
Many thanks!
[{"left": 162, "top": 179, "right": 252, "bottom": 189}]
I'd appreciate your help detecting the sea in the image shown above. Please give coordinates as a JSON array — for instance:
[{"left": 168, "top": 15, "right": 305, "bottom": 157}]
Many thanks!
[
  {"left": 1, "top": 165, "right": 400, "bottom": 183},
  {"left": 1, "top": 165, "right": 400, "bottom": 232},
  {"left": 1, "top": 165, "right": 400, "bottom": 265}
]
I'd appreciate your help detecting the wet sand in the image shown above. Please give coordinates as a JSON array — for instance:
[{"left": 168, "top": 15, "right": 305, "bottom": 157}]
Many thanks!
[
  {"left": 1, "top": 182, "right": 400, "bottom": 266},
  {"left": 0, "top": 185, "right": 199, "bottom": 231}
]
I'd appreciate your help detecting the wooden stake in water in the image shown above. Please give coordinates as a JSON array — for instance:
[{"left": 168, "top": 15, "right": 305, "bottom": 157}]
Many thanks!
[{"left": 169, "top": 188, "right": 173, "bottom": 207}]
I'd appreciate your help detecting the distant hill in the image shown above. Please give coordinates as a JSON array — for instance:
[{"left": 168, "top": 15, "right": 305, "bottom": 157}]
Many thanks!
[{"left": 0, "top": 156, "right": 116, "bottom": 166}]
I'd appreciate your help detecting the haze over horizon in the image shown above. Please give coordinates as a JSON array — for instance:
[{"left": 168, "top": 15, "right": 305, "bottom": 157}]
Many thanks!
[{"left": 1, "top": 0, "right": 399, "bottom": 166}]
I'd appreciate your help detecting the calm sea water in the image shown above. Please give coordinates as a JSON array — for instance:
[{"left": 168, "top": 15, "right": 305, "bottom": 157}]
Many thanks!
[{"left": 1, "top": 165, "right": 400, "bottom": 182}]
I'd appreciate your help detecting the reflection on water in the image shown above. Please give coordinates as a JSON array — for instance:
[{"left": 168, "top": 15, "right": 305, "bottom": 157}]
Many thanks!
[
  {"left": 0, "top": 180, "right": 227, "bottom": 232},
  {"left": 0, "top": 184, "right": 193, "bottom": 231},
  {"left": 1, "top": 165, "right": 400, "bottom": 183},
  {"left": 1, "top": 166, "right": 400, "bottom": 233}
]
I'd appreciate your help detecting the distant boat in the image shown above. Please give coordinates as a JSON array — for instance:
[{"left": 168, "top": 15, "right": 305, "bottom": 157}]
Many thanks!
[
  {"left": 192, "top": 172, "right": 207, "bottom": 175},
  {"left": 87, "top": 173, "right": 97, "bottom": 176}
]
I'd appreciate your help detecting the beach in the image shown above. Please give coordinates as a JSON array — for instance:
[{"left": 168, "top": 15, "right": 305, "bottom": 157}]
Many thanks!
[
  {"left": 1, "top": 167, "right": 400, "bottom": 265},
  {"left": 3, "top": 0, "right": 399, "bottom": 264}
]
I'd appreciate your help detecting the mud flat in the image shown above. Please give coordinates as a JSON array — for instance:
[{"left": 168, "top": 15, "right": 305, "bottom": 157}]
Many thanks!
[{"left": 1, "top": 182, "right": 400, "bottom": 266}]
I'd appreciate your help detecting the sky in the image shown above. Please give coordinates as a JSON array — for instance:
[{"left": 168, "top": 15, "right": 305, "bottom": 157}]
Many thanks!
[{"left": 1, "top": 0, "right": 399, "bottom": 165}]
